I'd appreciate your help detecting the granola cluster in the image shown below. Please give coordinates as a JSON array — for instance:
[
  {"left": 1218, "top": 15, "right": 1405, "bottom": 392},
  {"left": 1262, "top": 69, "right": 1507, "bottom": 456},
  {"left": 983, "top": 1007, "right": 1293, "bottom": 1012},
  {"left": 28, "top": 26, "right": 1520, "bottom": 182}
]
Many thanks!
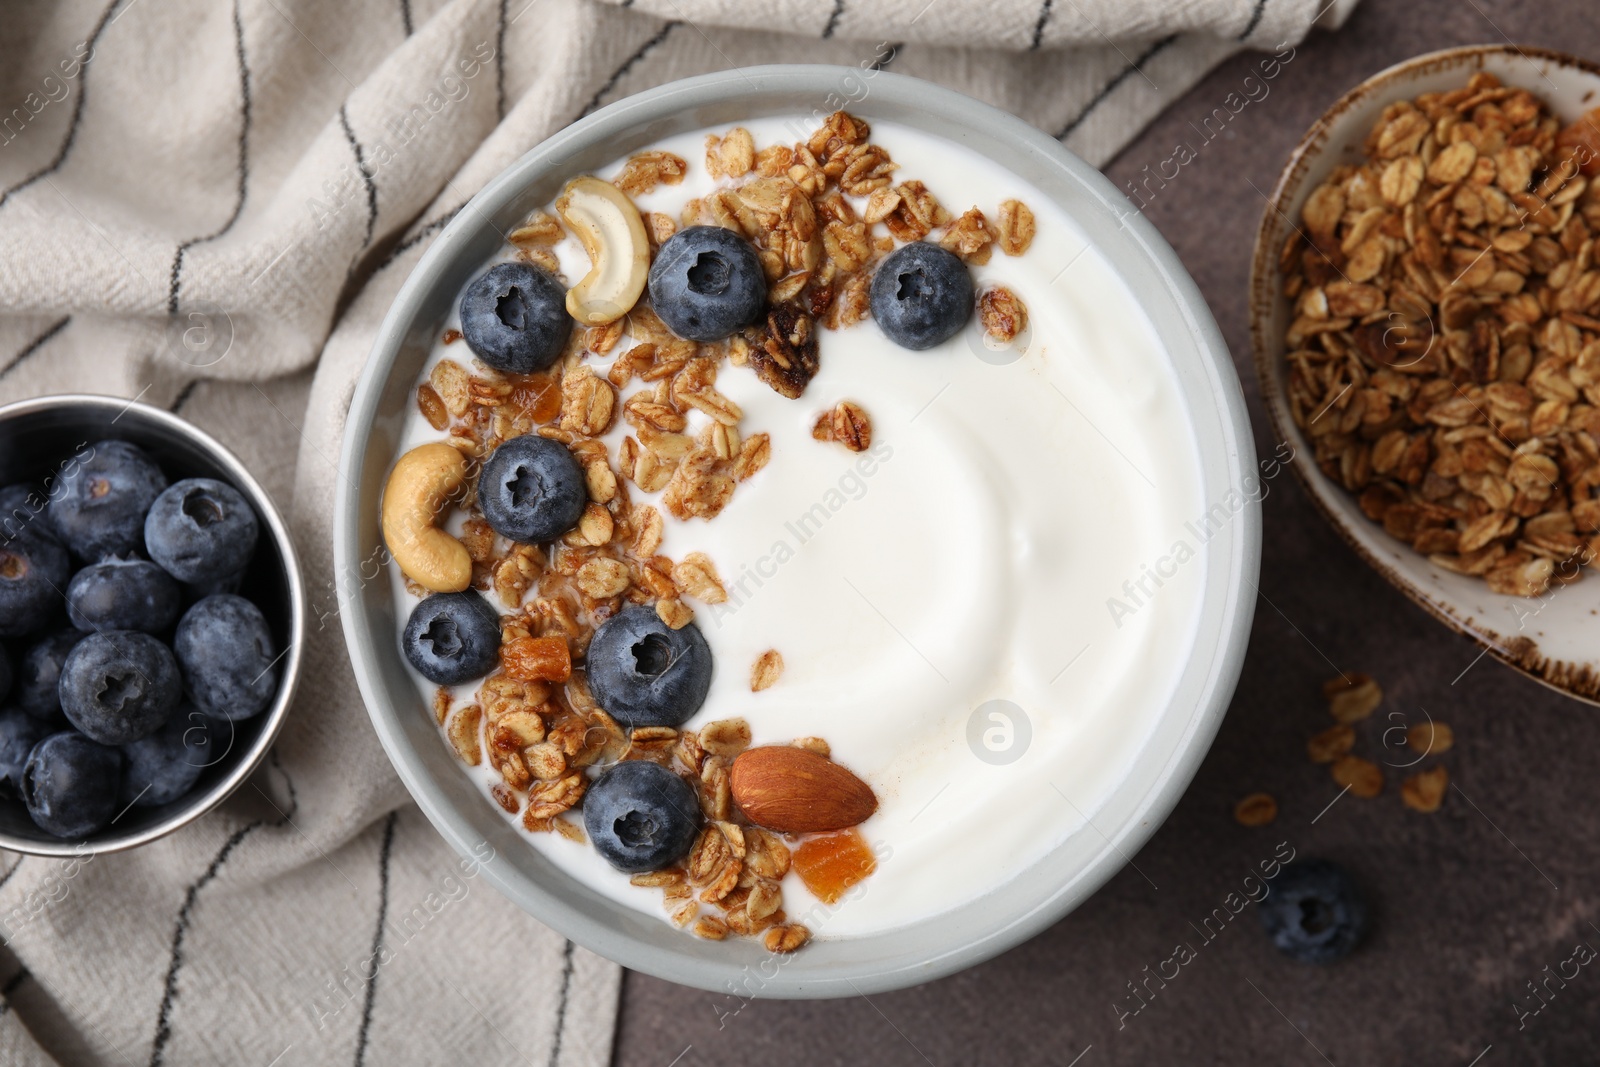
[
  {"left": 413, "top": 111, "right": 1036, "bottom": 948},
  {"left": 1281, "top": 73, "right": 1600, "bottom": 597}
]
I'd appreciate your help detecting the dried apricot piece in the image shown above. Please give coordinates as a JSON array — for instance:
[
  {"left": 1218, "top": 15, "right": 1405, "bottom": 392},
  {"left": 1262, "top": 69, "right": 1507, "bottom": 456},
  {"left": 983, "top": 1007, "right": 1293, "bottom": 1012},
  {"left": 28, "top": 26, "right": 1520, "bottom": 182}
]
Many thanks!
[{"left": 792, "top": 828, "right": 877, "bottom": 905}]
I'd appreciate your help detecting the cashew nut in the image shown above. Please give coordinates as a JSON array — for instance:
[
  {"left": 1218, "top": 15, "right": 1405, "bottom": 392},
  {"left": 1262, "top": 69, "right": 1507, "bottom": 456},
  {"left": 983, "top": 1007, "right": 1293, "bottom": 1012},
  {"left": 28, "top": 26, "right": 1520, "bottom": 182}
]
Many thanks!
[
  {"left": 382, "top": 442, "right": 472, "bottom": 593},
  {"left": 555, "top": 176, "right": 649, "bottom": 326}
]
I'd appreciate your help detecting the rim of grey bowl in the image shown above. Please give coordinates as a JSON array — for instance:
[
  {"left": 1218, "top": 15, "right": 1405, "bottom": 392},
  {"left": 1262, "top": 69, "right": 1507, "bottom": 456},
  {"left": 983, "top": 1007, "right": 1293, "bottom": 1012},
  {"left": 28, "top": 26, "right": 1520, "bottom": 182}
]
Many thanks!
[
  {"left": 0, "top": 393, "right": 305, "bottom": 856},
  {"left": 336, "top": 65, "right": 1259, "bottom": 997},
  {"left": 1248, "top": 44, "right": 1600, "bottom": 704}
]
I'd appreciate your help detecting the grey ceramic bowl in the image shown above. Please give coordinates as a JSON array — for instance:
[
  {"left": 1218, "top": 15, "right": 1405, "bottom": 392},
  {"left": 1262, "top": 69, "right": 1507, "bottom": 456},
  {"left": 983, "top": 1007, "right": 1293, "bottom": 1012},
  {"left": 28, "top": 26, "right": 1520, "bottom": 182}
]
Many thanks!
[
  {"left": 0, "top": 394, "right": 304, "bottom": 855},
  {"left": 1250, "top": 46, "right": 1600, "bottom": 703},
  {"left": 336, "top": 66, "right": 1259, "bottom": 996}
]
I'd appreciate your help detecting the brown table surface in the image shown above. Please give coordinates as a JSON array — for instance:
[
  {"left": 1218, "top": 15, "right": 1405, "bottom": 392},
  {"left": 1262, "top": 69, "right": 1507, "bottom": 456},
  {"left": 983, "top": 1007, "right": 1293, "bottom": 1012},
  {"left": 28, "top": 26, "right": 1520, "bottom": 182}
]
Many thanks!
[{"left": 613, "top": 0, "right": 1600, "bottom": 1062}]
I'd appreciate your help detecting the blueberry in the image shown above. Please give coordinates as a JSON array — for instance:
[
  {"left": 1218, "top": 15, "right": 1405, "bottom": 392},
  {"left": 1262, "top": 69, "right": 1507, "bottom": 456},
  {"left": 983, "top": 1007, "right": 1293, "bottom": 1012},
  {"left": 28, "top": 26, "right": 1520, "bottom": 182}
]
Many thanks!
[
  {"left": 67, "top": 559, "right": 182, "bottom": 634},
  {"left": 586, "top": 605, "right": 712, "bottom": 728},
  {"left": 59, "top": 630, "right": 181, "bottom": 744},
  {"left": 119, "top": 709, "right": 209, "bottom": 807},
  {"left": 1259, "top": 859, "right": 1369, "bottom": 964},
  {"left": 48, "top": 440, "right": 169, "bottom": 560},
  {"left": 15, "top": 630, "right": 83, "bottom": 720},
  {"left": 869, "top": 242, "right": 974, "bottom": 351},
  {"left": 584, "top": 760, "right": 701, "bottom": 873},
  {"left": 0, "top": 483, "right": 56, "bottom": 545},
  {"left": 476, "top": 435, "right": 586, "bottom": 544},
  {"left": 402, "top": 591, "right": 501, "bottom": 685},
  {"left": 144, "top": 478, "right": 258, "bottom": 584},
  {"left": 647, "top": 226, "right": 768, "bottom": 342},
  {"left": 0, "top": 520, "right": 70, "bottom": 638},
  {"left": 459, "top": 261, "right": 573, "bottom": 375},
  {"left": 0, "top": 708, "right": 48, "bottom": 799},
  {"left": 23, "top": 732, "right": 121, "bottom": 838},
  {"left": 173, "top": 595, "right": 278, "bottom": 721}
]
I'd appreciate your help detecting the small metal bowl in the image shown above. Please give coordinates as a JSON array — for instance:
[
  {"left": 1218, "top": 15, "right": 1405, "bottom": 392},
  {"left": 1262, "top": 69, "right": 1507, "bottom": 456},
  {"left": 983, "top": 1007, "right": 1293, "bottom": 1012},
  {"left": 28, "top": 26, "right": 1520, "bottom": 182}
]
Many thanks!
[
  {"left": 0, "top": 393, "right": 304, "bottom": 855},
  {"left": 1249, "top": 45, "right": 1600, "bottom": 704}
]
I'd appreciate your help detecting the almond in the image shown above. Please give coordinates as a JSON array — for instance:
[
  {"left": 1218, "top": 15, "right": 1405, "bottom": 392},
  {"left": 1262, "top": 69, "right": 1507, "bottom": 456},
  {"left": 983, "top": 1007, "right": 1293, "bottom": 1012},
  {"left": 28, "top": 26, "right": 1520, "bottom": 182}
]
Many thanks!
[{"left": 729, "top": 746, "right": 876, "bottom": 833}]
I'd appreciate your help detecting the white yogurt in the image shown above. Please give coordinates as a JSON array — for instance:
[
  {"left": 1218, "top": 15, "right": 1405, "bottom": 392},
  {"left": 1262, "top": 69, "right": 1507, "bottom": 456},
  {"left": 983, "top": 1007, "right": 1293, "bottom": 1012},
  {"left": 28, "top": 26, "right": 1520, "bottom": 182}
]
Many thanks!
[{"left": 390, "top": 118, "right": 1207, "bottom": 937}]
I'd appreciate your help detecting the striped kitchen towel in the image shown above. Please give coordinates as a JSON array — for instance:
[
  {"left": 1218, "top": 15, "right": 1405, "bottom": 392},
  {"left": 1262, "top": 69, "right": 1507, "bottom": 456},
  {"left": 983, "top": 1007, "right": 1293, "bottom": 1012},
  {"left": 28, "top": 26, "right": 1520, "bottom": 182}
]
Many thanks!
[{"left": 0, "top": 0, "right": 1354, "bottom": 1062}]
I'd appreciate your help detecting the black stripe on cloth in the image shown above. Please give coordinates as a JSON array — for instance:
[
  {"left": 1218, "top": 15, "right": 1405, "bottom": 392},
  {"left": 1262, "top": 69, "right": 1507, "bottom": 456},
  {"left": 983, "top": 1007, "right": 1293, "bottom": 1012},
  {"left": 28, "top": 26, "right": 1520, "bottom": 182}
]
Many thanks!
[
  {"left": 545, "top": 939, "right": 576, "bottom": 1067},
  {"left": 0, "top": 856, "right": 25, "bottom": 893},
  {"left": 167, "top": 0, "right": 252, "bottom": 315},
  {"left": 870, "top": 43, "right": 901, "bottom": 71},
  {"left": 375, "top": 206, "right": 463, "bottom": 275},
  {"left": 352, "top": 812, "right": 398, "bottom": 1067},
  {"left": 495, "top": 0, "right": 509, "bottom": 120},
  {"left": 148, "top": 821, "right": 263, "bottom": 1067},
  {"left": 399, "top": 0, "right": 413, "bottom": 35},
  {"left": 0, "top": 316, "right": 71, "bottom": 381},
  {"left": 1055, "top": 34, "right": 1177, "bottom": 140},
  {"left": 821, "top": 0, "right": 844, "bottom": 38},
  {"left": 1238, "top": 0, "right": 1268, "bottom": 41},
  {"left": 169, "top": 380, "right": 200, "bottom": 413},
  {"left": 0, "top": 968, "right": 31, "bottom": 1018},
  {"left": 580, "top": 21, "right": 680, "bottom": 118},
  {"left": 339, "top": 104, "right": 380, "bottom": 255},
  {"left": 0, "top": 0, "right": 123, "bottom": 212},
  {"left": 1029, "top": 0, "right": 1053, "bottom": 50}
]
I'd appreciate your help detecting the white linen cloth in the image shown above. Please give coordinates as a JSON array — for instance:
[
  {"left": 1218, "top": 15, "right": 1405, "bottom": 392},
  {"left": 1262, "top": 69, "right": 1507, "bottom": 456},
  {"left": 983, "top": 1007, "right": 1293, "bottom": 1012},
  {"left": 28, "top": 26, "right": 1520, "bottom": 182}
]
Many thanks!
[{"left": 0, "top": 0, "right": 1354, "bottom": 1061}]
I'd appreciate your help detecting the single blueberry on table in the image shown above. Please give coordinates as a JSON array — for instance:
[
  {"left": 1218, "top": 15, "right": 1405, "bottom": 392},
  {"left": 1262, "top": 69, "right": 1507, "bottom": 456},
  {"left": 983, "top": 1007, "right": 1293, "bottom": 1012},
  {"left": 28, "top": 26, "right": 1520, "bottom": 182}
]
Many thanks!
[
  {"left": 119, "top": 708, "right": 209, "bottom": 807},
  {"left": 15, "top": 630, "right": 83, "bottom": 720},
  {"left": 0, "top": 522, "right": 70, "bottom": 639},
  {"left": 586, "top": 605, "right": 713, "bottom": 729},
  {"left": 402, "top": 591, "right": 501, "bottom": 686},
  {"left": 0, "top": 708, "right": 48, "bottom": 799},
  {"left": 1258, "top": 859, "right": 1369, "bottom": 964},
  {"left": 173, "top": 595, "right": 279, "bottom": 721},
  {"left": 459, "top": 261, "right": 573, "bottom": 375},
  {"left": 144, "top": 478, "right": 259, "bottom": 584},
  {"left": 67, "top": 558, "right": 182, "bottom": 634},
  {"left": 584, "top": 760, "right": 701, "bottom": 873},
  {"left": 23, "top": 732, "right": 122, "bottom": 838},
  {"left": 476, "top": 435, "right": 586, "bottom": 544},
  {"left": 47, "top": 440, "right": 169, "bottom": 561},
  {"left": 59, "top": 630, "right": 181, "bottom": 744},
  {"left": 868, "top": 242, "right": 975, "bottom": 351},
  {"left": 648, "top": 225, "right": 768, "bottom": 342}
]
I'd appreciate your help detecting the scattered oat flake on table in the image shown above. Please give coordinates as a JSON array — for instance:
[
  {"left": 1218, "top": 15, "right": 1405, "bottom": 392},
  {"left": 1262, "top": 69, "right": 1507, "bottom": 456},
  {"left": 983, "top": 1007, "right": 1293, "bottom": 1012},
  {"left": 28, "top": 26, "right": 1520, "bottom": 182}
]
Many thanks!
[
  {"left": 1324, "top": 673, "right": 1382, "bottom": 723},
  {"left": 1405, "top": 721, "right": 1454, "bottom": 756},
  {"left": 1401, "top": 766, "right": 1450, "bottom": 813},
  {"left": 751, "top": 649, "right": 784, "bottom": 691},
  {"left": 1233, "top": 792, "right": 1278, "bottom": 827},
  {"left": 1307, "top": 723, "right": 1356, "bottom": 764},
  {"left": 1331, "top": 754, "right": 1383, "bottom": 798}
]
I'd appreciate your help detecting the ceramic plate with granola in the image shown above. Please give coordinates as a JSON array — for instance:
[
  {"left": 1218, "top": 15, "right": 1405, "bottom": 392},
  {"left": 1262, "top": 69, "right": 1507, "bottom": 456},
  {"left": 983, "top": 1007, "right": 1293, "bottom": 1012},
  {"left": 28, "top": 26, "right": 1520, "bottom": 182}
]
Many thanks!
[
  {"left": 1254, "top": 45, "right": 1600, "bottom": 702},
  {"left": 379, "top": 109, "right": 1211, "bottom": 949}
]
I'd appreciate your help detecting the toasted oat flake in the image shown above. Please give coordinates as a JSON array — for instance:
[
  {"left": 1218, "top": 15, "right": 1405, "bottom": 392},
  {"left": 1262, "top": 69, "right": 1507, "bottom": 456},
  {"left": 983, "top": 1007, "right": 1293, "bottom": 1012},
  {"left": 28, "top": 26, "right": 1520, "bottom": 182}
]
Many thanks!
[
  {"left": 575, "top": 558, "right": 630, "bottom": 599},
  {"left": 763, "top": 924, "right": 811, "bottom": 953},
  {"left": 1405, "top": 721, "right": 1455, "bottom": 755},
  {"left": 656, "top": 596, "right": 694, "bottom": 629},
  {"left": 1331, "top": 755, "right": 1384, "bottom": 798},
  {"left": 1325, "top": 674, "right": 1382, "bottom": 723},
  {"left": 997, "top": 199, "right": 1036, "bottom": 256},
  {"left": 672, "top": 551, "right": 728, "bottom": 604},
  {"left": 1401, "top": 766, "right": 1449, "bottom": 812},
  {"left": 978, "top": 286, "right": 1028, "bottom": 344},
  {"left": 1232, "top": 792, "right": 1278, "bottom": 826},
  {"left": 751, "top": 649, "right": 784, "bottom": 691},
  {"left": 1306, "top": 723, "right": 1356, "bottom": 764}
]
